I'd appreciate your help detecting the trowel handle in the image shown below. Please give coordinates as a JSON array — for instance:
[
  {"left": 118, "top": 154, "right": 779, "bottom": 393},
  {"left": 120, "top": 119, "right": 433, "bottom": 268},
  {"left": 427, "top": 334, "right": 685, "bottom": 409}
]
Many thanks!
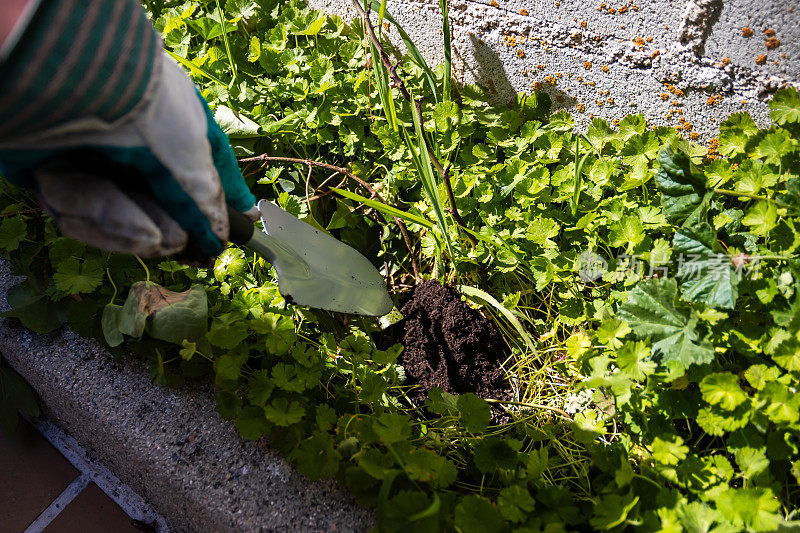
[{"left": 226, "top": 203, "right": 255, "bottom": 245}]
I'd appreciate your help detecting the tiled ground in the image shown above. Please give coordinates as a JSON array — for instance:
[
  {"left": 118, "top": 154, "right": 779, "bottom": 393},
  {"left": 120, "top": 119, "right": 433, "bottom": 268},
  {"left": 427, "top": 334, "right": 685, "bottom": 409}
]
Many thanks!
[{"left": 0, "top": 420, "right": 141, "bottom": 533}]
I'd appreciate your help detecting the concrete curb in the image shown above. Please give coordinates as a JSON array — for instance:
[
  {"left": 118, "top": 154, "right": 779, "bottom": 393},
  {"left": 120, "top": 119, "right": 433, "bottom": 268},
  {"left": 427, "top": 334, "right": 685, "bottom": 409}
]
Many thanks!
[{"left": 0, "top": 260, "right": 375, "bottom": 533}]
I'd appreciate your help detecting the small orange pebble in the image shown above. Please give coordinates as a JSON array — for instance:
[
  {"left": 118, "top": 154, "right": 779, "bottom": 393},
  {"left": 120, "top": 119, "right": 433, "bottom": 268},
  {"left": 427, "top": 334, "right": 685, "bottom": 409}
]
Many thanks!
[
  {"left": 678, "top": 116, "right": 686, "bottom": 122},
  {"left": 588, "top": 81, "right": 596, "bottom": 86},
  {"left": 766, "top": 37, "right": 780, "bottom": 50},
  {"left": 607, "top": 98, "right": 615, "bottom": 105},
  {"left": 631, "top": 4, "right": 639, "bottom": 10},
  {"left": 556, "top": 72, "right": 563, "bottom": 78},
  {"left": 577, "top": 103, "right": 586, "bottom": 112},
  {"left": 490, "top": 0, "right": 498, "bottom": 6},
  {"left": 689, "top": 132, "right": 700, "bottom": 140},
  {"left": 646, "top": 36, "right": 653, "bottom": 43},
  {"left": 608, "top": 7, "right": 617, "bottom": 13},
  {"left": 764, "top": 28, "right": 776, "bottom": 37},
  {"left": 613, "top": 118, "right": 620, "bottom": 126},
  {"left": 667, "top": 84, "right": 676, "bottom": 93},
  {"left": 619, "top": 6, "right": 628, "bottom": 13},
  {"left": 684, "top": 123, "right": 693, "bottom": 131},
  {"left": 537, "top": 64, "right": 546, "bottom": 70},
  {"left": 595, "top": 99, "right": 604, "bottom": 106},
  {"left": 598, "top": 2, "right": 607, "bottom": 10},
  {"left": 721, "top": 57, "right": 731, "bottom": 65},
  {"left": 706, "top": 96, "right": 717, "bottom": 106},
  {"left": 594, "top": 36, "right": 603, "bottom": 42},
  {"left": 742, "top": 27, "right": 753, "bottom": 37},
  {"left": 383, "top": 22, "right": 389, "bottom": 30},
  {"left": 555, "top": 2, "right": 560, "bottom": 6},
  {"left": 633, "top": 36, "right": 645, "bottom": 46},
  {"left": 672, "top": 100, "right": 681, "bottom": 106},
  {"left": 601, "top": 65, "right": 610, "bottom": 73},
  {"left": 660, "top": 92, "right": 669, "bottom": 100},
  {"left": 651, "top": 50, "right": 660, "bottom": 58},
  {"left": 580, "top": 20, "right": 587, "bottom": 28},
  {"left": 520, "top": 8, "right": 529, "bottom": 15},
  {"left": 532, "top": 81, "right": 543, "bottom": 90},
  {"left": 674, "top": 88, "right": 684, "bottom": 97},
  {"left": 545, "top": 75, "right": 557, "bottom": 84},
  {"left": 577, "top": 75, "right": 584, "bottom": 81},
  {"left": 755, "top": 54, "right": 767, "bottom": 65},
  {"left": 517, "top": 49, "right": 525, "bottom": 57},
  {"left": 583, "top": 61, "right": 592, "bottom": 69}
]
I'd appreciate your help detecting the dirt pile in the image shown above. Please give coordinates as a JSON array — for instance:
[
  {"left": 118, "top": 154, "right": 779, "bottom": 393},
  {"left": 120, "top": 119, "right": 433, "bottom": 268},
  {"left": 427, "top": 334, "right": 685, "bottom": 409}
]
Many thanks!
[{"left": 391, "top": 281, "right": 510, "bottom": 405}]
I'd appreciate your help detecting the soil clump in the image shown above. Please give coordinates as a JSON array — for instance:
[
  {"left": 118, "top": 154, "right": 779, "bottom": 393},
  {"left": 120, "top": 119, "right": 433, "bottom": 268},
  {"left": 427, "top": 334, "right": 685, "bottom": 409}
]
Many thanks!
[{"left": 388, "top": 281, "right": 510, "bottom": 406}]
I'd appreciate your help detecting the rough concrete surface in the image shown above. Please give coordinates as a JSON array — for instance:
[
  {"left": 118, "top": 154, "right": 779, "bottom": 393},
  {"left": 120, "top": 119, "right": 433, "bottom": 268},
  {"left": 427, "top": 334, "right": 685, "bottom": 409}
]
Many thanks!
[
  {"left": 0, "top": 261, "right": 374, "bottom": 533},
  {"left": 309, "top": 0, "right": 799, "bottom": 139}
]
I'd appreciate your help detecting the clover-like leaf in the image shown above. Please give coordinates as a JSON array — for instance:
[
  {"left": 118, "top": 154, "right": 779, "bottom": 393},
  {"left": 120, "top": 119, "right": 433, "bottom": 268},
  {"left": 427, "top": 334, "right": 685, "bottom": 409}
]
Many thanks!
[
  {"left": 263, "top": 397, "right": 305, "bottom": 426},
  {"left": 454, "top": 495, "right": 504, "bottom": 533},
  {"left": 770, "top": 87, "right": 800, "bottom": 125},
  {"left": 700, "top": 373, "right": 747, "bottom": 410},
  {"left": 0, "top": 217, "right": 26, "bottom": 252},
  {"left": 53, "top": 258, "right": 103, "bottom": 294},
  {"left": 742, "top": 201, "right": 777, "bottom": 236},
  {"left": 716, "top": 488, "right": 781, "bottom": 532},
  {"left": 652, "top": 435, "right": 688, "bottom": 466},
  {"left": 472, "top": 436, "right": 517, "bottom": 473},
  {"left": 457, "top": 393, "right": 491, "bottom": 433},
  {"left": 498, "top": 485, "right": 535, "bottom": 523}
]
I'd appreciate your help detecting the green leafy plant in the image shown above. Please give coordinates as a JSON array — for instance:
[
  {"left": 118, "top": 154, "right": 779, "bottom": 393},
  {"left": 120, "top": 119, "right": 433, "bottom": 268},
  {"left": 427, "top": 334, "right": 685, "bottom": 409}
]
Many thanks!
[{"left": 1, "top": 0, "right": 799, "bottom": 530}]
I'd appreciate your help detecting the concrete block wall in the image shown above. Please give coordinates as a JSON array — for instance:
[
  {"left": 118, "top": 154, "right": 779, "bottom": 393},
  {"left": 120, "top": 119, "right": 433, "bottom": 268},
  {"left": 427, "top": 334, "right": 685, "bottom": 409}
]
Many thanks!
[{"left": 309, "top": 0, "right": 799, "bottom": 139}]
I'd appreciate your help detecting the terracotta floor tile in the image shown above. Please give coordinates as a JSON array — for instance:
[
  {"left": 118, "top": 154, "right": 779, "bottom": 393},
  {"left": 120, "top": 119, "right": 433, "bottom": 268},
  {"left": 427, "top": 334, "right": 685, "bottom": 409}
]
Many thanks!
[
  {"left": 0, "top": 420, "right": 80, "bottom": 533},
  {"left": 43, "top": 482, "right": 140, "bottom": 533}
]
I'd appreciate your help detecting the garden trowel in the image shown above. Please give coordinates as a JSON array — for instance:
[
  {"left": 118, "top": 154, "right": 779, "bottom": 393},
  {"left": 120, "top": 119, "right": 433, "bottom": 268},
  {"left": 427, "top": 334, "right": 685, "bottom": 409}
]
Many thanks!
[{"left": 227, "top": 200, "right": 393, "bottom": 316}]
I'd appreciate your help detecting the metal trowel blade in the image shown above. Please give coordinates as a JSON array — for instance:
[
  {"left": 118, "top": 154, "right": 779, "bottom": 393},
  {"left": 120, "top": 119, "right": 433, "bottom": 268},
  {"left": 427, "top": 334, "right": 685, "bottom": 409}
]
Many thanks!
[{"left": 245, "top": 199, "right": 394, "bottom": 316}]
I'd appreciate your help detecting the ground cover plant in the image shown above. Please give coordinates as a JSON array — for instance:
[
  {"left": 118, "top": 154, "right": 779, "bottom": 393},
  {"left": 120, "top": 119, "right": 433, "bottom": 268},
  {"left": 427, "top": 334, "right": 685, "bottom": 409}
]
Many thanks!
[{"left": 1, "top": 0, "right": 800, "bottom": 530}]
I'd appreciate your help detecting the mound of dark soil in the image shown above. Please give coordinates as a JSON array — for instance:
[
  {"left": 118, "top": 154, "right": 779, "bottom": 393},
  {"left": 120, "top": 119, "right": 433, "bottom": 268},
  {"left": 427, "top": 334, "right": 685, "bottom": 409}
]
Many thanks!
[{"left": 389, "top": 281, "right": 510, "bottom": 406}]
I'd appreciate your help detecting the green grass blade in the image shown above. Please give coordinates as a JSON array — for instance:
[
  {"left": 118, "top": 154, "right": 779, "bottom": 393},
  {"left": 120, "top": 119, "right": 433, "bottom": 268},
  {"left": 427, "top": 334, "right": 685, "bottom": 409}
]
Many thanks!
[
  {"left": 406, "top": 98, "right": 454, "bottom": 258},
  {"left": 368, "top": 40, "right": 399, "bottom": 132},
  {"left": 331, "top": 187, "right": 434, "bottom": 228},
  {"left": 439, "top": 0, "right": 451, "bottom": 101},
  {"left": 165, "top": 49, "right": 227, "bottom": 86},
  {"left": 215, "top": 0, "right": 238, "bottom": 83},
  {"left": 368, "top": 0, "right": 439, "bottom": 102},
  {"left": 458, "top": 285, "right": 537, "bottom": 353}
]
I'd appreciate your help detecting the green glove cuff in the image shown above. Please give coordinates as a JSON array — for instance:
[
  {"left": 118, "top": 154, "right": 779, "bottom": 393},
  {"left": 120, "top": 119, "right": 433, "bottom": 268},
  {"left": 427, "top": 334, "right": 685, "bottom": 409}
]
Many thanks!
[{"left": 196, "top": 89, "right": 256, "bottom": 214}]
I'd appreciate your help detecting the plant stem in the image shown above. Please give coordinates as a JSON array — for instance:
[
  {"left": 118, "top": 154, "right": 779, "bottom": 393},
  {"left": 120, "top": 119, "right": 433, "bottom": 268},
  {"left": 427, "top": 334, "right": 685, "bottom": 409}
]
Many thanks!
[
  {"left": 713, "top": 188, "right": 771, "bottom": 202},
  {"left": 240, "top": 154, "right": 420, "bottom": 279},
  {"left": 485, "top": 398, "right": 572, "bottom": 420}
]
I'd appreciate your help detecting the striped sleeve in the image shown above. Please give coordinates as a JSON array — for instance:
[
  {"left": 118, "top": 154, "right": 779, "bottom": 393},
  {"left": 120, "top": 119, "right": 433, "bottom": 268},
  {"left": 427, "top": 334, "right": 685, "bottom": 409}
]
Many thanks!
[{"left": 0, "top": 0, "right": 161, "bottom": 140}]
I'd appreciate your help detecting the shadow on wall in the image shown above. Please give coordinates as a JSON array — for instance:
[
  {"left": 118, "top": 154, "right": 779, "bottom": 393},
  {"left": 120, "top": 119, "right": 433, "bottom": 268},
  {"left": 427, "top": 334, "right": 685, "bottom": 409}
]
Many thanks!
[
  {"left": 459, "top": 35, "right": 517, "bottom": 105},
  {"left": 461, "top": 35, "right": 577, "bottom": 111}
]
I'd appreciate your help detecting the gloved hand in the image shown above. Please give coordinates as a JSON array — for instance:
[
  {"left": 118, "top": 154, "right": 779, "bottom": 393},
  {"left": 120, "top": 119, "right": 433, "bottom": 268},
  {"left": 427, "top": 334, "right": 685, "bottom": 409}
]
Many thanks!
[{"left": 0, "top": 0, "right": 256, "bottom": 257}]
